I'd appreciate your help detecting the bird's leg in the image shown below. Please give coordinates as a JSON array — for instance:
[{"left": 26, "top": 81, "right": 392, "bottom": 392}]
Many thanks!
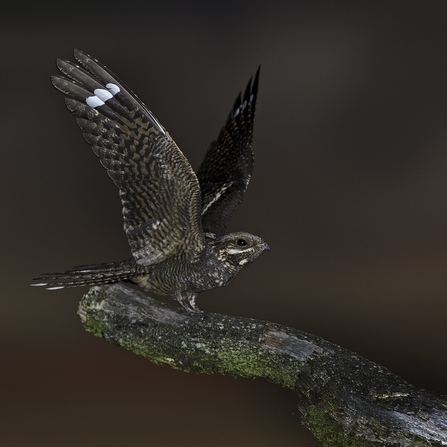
[{"left": 175, "top": 291, "right": 203, "bottom": 313}]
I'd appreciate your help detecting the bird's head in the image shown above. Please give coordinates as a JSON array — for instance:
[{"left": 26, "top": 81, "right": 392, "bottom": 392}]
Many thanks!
[{"left": 213, "top": 232, "right": 270, "bottom": 270}]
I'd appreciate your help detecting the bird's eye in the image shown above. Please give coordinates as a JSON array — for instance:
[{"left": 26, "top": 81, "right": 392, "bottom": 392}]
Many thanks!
[{"left": 236, "top": 238, "right": 248, "bottom": 247}]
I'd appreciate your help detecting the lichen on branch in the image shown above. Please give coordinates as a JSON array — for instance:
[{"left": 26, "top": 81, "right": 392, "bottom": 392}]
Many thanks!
[{"left": 78, "top": 283, "right": 447, "bottom": 447}]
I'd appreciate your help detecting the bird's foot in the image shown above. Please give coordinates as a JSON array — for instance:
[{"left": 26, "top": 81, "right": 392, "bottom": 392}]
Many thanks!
[{"left": 177, "top": 293, "right": 203, "bottom": 314}]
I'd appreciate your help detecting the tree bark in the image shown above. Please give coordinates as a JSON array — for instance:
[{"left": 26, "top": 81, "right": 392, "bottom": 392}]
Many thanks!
[{"left": 78, "top": 283, "right": 447, "bottom": 447}]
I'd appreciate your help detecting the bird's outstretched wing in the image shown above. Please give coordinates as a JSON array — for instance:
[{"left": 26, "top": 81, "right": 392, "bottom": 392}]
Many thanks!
[
  {"left": 51, "top": 50, "right": 205, "bottom": 265},
  {"left": 197, "top": 68, "right": 260, "bottom": 237}
]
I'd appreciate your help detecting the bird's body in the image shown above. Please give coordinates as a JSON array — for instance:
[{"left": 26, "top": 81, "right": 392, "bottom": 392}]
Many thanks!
[
  {"left": 135, "top": 232, "right": 267, "bottom": 309},
  {"left": 33, "top": 50, "right": 268, "bottom": 311}
]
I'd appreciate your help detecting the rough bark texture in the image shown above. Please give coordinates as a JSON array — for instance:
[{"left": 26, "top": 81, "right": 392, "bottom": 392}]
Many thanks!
[{"left": 78, "top": 283, "right": 447, "bottom": 447}]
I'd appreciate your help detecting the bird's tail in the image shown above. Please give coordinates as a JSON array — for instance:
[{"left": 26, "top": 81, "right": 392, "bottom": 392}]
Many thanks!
[{"left": 31, "top": 259, "right": 136, "bottom": 290}]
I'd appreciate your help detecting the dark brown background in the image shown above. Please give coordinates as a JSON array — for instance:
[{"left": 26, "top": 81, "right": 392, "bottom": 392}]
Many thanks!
[{"left": 2, "top": 1, "right": 447, "bottom": 446}]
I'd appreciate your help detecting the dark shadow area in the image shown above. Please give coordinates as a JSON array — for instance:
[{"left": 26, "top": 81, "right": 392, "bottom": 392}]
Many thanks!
[{"left": 3, "top": 1, "right": 447, "bottom": 446}]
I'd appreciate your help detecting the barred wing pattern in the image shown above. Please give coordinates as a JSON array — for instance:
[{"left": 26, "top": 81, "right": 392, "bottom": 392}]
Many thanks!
[
  {"left": 197, "top": 68, "right": 260, "bottom": 237},
  {"left": 51, "top": 50, "right": 205, "bottom": 265}
]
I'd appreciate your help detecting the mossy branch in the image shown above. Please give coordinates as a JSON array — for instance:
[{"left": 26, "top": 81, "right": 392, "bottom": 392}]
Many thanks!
[{"left": 78, "top": 283, "right": 447, "bottom": 447}]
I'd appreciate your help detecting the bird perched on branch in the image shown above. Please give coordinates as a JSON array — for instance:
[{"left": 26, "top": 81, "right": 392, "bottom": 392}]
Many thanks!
[{"left": 32, "top": 50, "right": 269, "bottom": 312}]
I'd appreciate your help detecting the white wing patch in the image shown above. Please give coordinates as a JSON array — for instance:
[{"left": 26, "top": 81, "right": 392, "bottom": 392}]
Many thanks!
[
  {"left": 201, "top": 183, "right": 232, "bottom": 216},
  {"left": 106, "top": 83, "right": 121, "bottom": 95},
  {"left": 86, "top": 83, "right": 121, "bottom": 108},
  {"left": 94, "top": 88, "right": 113, "bottom": 102},
  {"left": 86, "top": 96, "right": 105, "bottom": 108}
]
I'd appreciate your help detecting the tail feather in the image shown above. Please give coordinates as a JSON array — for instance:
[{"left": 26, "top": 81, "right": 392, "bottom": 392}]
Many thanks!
[{"left": 31, "top": 259, "right": 135, "bottom": 290}]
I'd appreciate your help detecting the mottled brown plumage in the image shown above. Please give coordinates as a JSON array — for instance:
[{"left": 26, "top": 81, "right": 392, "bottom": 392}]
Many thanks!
[{"left": 32, "top": 50, "right": 268, "bottom": 311}]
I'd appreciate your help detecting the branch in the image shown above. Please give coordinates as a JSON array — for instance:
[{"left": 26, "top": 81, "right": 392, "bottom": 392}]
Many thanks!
[{"left": 78, "top": 284, "right": 447, "bottom": 447}]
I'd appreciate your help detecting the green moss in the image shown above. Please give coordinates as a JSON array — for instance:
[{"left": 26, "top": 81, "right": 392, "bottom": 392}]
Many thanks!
[
  {"left": 302, "top": 407, "right": 382, "bottom": 447},
  {"left": 215, "top": 344, "right": 299, "bottom": 389},
  {"left": 80, "top": 312, "right": 109, "bottom": 339},
  {"left": 87, "top": 316, "right": 300, "bottom": 389}
]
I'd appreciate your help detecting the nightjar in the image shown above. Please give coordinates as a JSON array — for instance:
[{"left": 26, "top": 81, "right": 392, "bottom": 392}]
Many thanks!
[{"left": 32, "top": 50, "right": 269, "bottom": 312}]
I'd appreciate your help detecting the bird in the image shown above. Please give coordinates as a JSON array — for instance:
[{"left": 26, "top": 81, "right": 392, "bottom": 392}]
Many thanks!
[{"left": 32, "top": 49, "right": 269, "bottom": 312}]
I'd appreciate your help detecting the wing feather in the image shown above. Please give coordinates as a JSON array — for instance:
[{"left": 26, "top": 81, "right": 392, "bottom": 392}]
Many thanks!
[
  {"left": 52, "top": 50, "right": 205, "bottom": 264},
  {"left": 197, "top": 68, "right": 260, "bottom": 237}
]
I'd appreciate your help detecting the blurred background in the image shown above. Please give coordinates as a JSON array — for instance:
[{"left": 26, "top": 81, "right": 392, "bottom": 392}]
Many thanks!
[{"left": 2, "top": 1, "right": 447, "bottom": 445}]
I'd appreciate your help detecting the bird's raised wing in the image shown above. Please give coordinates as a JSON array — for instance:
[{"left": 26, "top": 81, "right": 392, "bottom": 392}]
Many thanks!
[
  {"left": 51, "top": 50, "right": 205, "bottom": 265},
  {"left": 196, "top": 68, "right": 259, "bottom": 237}
]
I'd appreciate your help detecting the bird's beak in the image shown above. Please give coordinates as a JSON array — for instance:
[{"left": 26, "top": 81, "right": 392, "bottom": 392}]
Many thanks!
[{"left": 263, "top": 242, "right": 270, "bottom": 251}]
